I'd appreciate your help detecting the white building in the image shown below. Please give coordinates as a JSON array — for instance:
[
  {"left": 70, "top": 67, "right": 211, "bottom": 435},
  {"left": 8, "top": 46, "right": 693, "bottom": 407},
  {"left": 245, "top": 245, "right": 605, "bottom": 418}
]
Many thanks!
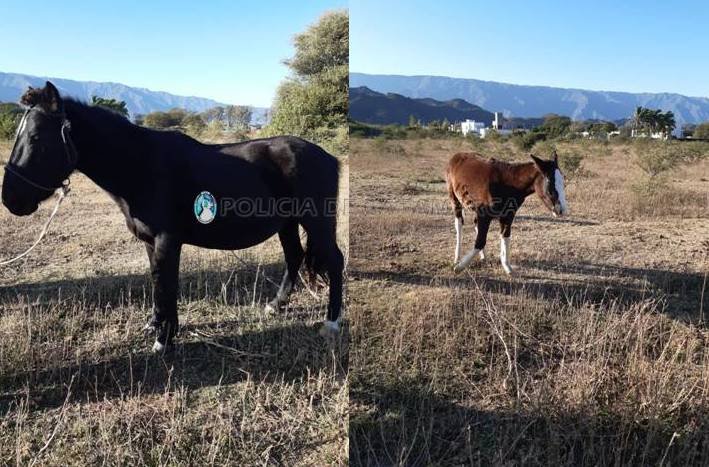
[{"left": 461, "top": 119, "right": 486, "bottom": 136}]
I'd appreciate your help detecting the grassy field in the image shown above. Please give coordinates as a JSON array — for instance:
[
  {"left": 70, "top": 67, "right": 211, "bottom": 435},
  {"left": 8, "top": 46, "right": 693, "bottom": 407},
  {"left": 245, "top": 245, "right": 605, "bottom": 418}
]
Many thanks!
[
  {"left": 0, "top": 139, "right": 349, "bottom": 465},
  {"left": 349, "top": 135, "right": 709, "bottom": 465}
]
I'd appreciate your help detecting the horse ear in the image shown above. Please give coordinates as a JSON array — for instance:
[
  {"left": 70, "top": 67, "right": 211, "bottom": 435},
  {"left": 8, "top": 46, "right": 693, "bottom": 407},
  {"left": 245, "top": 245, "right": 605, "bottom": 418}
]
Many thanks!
[
  {"left": 530, "top": 154, "right": 544, "bottom": 167},
  {"left": 552, "top": 150, "right": 558, "bottom": 163},
  {"left": 45, "top": 81, "right": 63, "bottom": 113}
]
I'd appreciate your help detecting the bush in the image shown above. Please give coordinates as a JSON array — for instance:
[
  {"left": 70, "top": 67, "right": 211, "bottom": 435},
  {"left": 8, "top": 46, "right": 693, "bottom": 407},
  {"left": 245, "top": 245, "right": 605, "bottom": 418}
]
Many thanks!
[
  {"left": 0, "top": 113, "right": 18, "bottom": 140},
  {"left": 559, "top": 151, "right": 584, "bottom": 176},
  {"left": 633, "top": 140, "right": 678, "bottom": 178},
  {"left": 513, "top": 131, "right": 547, "bottom": 151}
]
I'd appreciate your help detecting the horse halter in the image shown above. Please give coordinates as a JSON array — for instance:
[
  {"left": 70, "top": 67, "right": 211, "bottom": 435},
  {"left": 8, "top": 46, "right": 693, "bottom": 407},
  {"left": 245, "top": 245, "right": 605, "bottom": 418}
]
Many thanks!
[{"left": 4, "top": 106, "right": 78, "bottom": 194}]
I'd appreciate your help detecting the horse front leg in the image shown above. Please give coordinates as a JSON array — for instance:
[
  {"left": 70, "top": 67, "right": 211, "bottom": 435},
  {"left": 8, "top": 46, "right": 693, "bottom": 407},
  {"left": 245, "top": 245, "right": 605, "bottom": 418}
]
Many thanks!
[
  {"left": 144, "top": 235, "right": 182, "bottom": 352},
  {"left": 265, "top": 221, "right": 304, "bottom": 313},
  {"left": 454, "top": 214, "right": 490, "bottom": 273}
]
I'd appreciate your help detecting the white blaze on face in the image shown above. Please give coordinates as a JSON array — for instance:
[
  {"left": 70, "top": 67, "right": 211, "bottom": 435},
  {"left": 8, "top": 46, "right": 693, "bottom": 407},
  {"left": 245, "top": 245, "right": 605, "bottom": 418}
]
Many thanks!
[{"left": 554, "top": 169, "right": 568, "bottom": 215}]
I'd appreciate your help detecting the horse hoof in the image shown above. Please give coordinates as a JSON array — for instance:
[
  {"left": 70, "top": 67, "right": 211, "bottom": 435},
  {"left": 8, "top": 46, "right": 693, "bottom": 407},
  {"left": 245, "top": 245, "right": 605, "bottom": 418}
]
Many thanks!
[
  {"left": 264, "top": 302, "right": 279, "bottom": 314},
  {"left": 152, "top": 340, "right": 166, "bottom": 353},
  {"left": 143, "top": 322, "right": 159, "bottom": 336},
  {"left": 319, "top": 320, "right": 340, "bottom": 339},
  {"left": 453, "top": 263, "right": 464, "bottom": 273}
]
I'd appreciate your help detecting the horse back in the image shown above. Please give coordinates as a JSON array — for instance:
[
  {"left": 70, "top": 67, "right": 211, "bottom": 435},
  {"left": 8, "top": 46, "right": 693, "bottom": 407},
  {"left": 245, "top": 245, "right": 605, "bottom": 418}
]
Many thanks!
[{"left": 446, "top": 153, "right": 497, "bottom": 209}]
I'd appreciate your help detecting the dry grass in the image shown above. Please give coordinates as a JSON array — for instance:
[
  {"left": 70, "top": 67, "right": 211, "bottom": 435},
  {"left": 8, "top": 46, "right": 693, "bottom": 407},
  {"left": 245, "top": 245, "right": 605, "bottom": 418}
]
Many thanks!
[
  {"left": 0, "top": 139, "right": 349, "bottom": 465},
  {"left": 349, "top": 136, "right": 709, "bottom": 465}
]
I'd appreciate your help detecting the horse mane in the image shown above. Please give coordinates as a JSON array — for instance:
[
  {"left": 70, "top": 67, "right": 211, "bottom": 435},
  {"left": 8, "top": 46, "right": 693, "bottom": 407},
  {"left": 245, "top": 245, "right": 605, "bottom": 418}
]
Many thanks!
[{"left": 64, "top": 98, "right": 138, "bottom": 130}]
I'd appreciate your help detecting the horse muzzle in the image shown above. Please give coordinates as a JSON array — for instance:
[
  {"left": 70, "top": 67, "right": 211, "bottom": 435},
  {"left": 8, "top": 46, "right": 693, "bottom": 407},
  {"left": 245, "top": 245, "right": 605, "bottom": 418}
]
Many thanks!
[{"left": 2, "top": 192, "right": 39, "bottom": 216}]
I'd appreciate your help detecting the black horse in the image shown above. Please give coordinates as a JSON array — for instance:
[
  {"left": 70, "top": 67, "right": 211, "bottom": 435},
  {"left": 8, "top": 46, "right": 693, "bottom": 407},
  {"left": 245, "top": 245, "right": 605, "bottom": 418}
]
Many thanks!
[{"left": 1, "top": 82, "right": 343, "bottom": 351}]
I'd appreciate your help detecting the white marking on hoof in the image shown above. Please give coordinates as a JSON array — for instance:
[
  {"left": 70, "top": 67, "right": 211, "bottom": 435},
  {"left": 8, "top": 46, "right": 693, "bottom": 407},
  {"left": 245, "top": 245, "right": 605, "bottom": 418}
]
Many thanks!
[
  {"left": 479, "top": 249, "right": 486, "bottom": 260},
  {"left": 264, "top": 303, "right": 277, "bottom": 314},
  {"left": 152, "top": 340, "right": 165, "bottom": 353},
  {"left": 454, "top": 247, "right": 480, "bottom": 273}
]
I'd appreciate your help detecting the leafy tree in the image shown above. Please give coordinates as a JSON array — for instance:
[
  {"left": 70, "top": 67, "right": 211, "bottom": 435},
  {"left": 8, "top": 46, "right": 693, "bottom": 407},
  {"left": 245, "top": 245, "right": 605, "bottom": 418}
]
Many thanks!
[
  {"left": 284, "top": 10, "right": 348, "bottom": 78},
  {"left": 91, "top": 96, "right": 129, "bottom": 118},
  {"left": 265, "top": 10, "right": 348, "bottom": 153},
  {"left": 225, "top": 105, "right": 252, "bottom": 130},
  {"left": 631, "top": 107, "right": 675, "bottom": 138},
  {"left": 182, "top": 113, "right": 206, "bottom": 136},
  {"left": 694, "top": 122, "right": 709, "bottom": 139},
  {"left": 143, "top": 111, "right": 174, "bottom": 128},
  {"left": 202, "top": 106, "right": 225, "bottom": 124},
  {"left": 540, "top": 114, "right": 571, "bottom": 139},
  {"left": 0, "top": 102, "right": 22, "bottom": 139}
]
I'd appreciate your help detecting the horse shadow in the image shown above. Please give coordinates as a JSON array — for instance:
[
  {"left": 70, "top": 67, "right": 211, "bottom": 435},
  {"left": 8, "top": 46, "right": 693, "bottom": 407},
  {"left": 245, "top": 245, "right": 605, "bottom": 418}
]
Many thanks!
[
  {"left": 349, "top": 375, "right": 705, "bottom": 465},
  {"left": 0, "top": 258, "right": 288, "bottom": 310},
  {"left": 0, "top": 261, "right": 343, "bottom": 414},
  {"left": 515, "top": 214, "right": 600, "bottom": 226},
  {"left": 0, "top": 319, "right": 347, "bottom": 414},
  {"left": 353, "top": 257, "right": 707, "bottom": 321}
]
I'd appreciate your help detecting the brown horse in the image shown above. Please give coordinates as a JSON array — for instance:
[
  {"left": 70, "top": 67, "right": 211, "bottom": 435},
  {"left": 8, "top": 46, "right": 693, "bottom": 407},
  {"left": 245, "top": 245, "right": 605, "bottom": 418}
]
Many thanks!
[{"left": 446, "top": 151, "right": 568, "bottom": 274}]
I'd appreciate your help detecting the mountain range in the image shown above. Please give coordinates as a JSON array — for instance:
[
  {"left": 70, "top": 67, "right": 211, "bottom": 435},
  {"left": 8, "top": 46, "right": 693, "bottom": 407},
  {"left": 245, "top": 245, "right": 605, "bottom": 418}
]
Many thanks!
[
  {"left": 350, "top": 72, "right": 709, "bottom": 127},
  {"left": 350, "top": 86, "right": 494, "bottom": 125},
  {"left": 0, "top": 71, "right": 269, "bottom": 124}
]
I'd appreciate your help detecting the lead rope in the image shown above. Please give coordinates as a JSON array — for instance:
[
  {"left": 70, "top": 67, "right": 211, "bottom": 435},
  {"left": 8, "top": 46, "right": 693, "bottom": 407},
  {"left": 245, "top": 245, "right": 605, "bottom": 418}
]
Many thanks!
[{"left": 0, "top": 183, "right": 70, "bottom": 266}]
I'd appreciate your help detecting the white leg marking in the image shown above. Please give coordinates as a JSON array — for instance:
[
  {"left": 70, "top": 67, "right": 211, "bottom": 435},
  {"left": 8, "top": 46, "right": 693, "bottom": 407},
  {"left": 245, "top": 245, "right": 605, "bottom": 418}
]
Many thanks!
[
  {"left": 479, "top": 249, "right": 486, "bottom": 260},
  {"left": 454, "top": 217, "right": 463, "bottom": 263},
  {"left": 152, "top": 340, "right": 165, "bottom": 353},
  {"left": 454, "top": 247, "right": 480, "bottom": 272},
  {"left": 554, "top": 169, "right": 568, "bottom": 215},
  {"left": 500, "top": 235, "right": 512, "bottom": 274}
]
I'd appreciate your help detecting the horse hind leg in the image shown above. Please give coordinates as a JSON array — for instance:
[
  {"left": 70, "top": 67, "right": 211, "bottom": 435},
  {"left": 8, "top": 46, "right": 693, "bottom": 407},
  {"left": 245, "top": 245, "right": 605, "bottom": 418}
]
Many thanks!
[
  {"left": 265, "top": 221, "right": 304, "bottom": 313},
  {"left": 301, "top": 216, "right": 344, "bottom": 338},
  {"left": 449, "top": 183, "right": 465, "bottom": 263}
]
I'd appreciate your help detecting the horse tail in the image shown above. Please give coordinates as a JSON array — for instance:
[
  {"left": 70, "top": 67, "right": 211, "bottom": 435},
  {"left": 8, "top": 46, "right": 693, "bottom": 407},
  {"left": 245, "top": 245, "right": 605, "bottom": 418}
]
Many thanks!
[
  {"left": 300, "top": 144, "right": 340, "bottom": 284},
  {"left": 446, "top": 165, "right": 463, "bottom": 223}
]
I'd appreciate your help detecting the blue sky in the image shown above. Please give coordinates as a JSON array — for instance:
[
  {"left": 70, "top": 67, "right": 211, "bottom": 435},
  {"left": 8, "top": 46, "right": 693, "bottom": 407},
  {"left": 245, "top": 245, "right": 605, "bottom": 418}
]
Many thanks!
[
  {"left": 351, "top": 0, "right": 709, "bottom": 98},
  {"left": 0, "top": 0, "right": 346, "bottom": 107}
]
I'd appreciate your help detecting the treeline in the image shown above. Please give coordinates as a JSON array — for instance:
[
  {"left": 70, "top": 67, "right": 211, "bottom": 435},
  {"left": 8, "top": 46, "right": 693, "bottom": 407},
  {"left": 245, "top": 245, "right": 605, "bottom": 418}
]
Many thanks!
[{"left": 137, "top": 105, "right": 254, "bottom": 139}]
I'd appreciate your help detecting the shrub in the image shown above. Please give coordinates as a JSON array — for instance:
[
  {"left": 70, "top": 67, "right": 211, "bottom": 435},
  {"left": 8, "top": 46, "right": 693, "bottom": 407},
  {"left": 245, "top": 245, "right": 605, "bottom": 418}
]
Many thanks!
[
  {"left": 559, "top": 151, "right": 584, "bottom": 176},
  {"left": 0, "top": 113, "right": 18, "bottom": 140},
  {"left": 513, "top": 131, "right": 547, "bottom": 151},
  {"left": 633, "top": 140, "right": 678, "bottom": 178}
]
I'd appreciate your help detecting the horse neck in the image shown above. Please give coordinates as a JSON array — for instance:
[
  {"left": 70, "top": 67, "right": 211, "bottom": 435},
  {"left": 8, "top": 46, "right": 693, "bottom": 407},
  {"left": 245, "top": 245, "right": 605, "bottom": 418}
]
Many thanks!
[
  {"left": 504, "top": 162, "right": 542, "bottom": 196},
  {"left": 65, "top": 102, "right": 145, "bottom": 196}
]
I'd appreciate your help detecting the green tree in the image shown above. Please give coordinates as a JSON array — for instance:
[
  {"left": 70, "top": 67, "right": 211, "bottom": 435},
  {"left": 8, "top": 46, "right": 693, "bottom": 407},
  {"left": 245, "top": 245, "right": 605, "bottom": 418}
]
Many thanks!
[
  {"left": 0, "top": 102, "right": 22, "bottom": 139},
  {"left": 694, "top": 122, "right": 709, "bottom": 139},
  {"left": 226, "top": 105, "right": 252, "bottom": 131},
  {"left": 91, "top": 96, "right": 129, "bottom": 118},
  {"left": 265, "top": 10, "right": 348, "bottom": 153},
  {"left": 182, "top": 113, "right": 206, "bottom": 136},
  {"left": 540, "top": 114, "right": 572, "bottom": 139},
  {"left": 143, "top": 112, "right": 171, "bottom": 128}
]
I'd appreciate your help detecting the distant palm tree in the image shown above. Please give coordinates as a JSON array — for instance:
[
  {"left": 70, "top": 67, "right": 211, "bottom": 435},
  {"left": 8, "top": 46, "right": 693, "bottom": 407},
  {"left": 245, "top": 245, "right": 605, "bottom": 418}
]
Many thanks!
[{"left": 631, "top": 107, "right": 675, "bottom": 139}]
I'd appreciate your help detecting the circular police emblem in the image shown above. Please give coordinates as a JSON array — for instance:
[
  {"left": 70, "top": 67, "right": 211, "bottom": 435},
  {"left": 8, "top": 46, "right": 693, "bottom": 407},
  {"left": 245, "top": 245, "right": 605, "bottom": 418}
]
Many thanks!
[{"left": 194, "top": 191, "right": 217, "bottom": 224}]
